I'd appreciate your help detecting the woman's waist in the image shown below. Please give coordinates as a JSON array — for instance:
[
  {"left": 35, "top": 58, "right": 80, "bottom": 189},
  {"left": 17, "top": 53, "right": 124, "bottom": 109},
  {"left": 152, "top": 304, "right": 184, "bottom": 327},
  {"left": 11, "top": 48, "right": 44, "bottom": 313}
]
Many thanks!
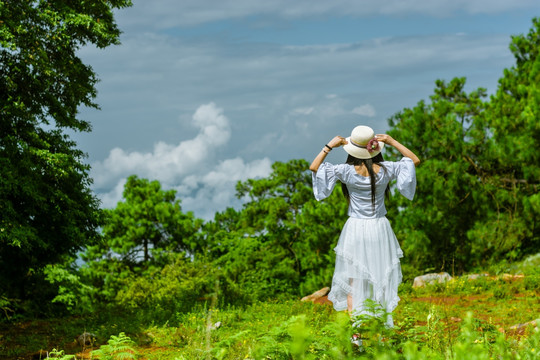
[
  {"left": 347, "top": 214, "right": 387, "bottom": 220},
  {"left": 347, "top": 205, "right": 387, "bottom": 218}
]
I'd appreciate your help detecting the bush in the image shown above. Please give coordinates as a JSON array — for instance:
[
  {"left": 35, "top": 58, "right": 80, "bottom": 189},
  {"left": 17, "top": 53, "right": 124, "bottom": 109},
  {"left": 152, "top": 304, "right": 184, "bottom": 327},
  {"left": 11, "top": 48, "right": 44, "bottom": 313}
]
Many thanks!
[{"left": 114, "top": 255, "right": 225, "bottom": 319}]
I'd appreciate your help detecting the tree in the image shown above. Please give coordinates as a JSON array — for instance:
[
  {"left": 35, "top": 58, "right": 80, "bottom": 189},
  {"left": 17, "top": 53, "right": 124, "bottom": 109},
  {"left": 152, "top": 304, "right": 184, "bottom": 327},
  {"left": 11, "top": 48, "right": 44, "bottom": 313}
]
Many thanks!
[
  {"left": 386, "top": 18, "right": 540, "bottom": 274},
  {"left": 472, "top": 17, "right": 540, "bottom": 259},
  {"left": 0, "top": 0, "right": 131, "bottom": 306},
  {"left": 80, "top": 176, "right": 203, "bottom": 302},
  {"left": 386, "top": 78, "right": 488, "bottom": 274},
  {"left": 204, "top": 159, "right": 349, "bottom": 301},
  {"left": 85, "top": 175, "right": 203, "bottom": 265}
]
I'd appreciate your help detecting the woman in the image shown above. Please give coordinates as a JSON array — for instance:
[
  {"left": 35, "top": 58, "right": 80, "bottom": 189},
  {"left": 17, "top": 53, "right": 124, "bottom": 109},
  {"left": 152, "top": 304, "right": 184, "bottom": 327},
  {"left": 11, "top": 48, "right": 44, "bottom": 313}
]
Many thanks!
[{"left": 309, "top": 125, "right": 420, "bottom": 328}]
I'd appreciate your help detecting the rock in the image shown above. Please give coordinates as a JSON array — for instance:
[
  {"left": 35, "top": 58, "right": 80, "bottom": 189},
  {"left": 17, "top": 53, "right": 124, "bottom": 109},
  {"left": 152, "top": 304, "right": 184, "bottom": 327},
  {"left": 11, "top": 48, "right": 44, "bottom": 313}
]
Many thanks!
[
  {"left": 499, "top": 319, "right": 539, "bottom": 334},
  {"left": 211, "top": 321, "right": 222, "bottom": 330},
  {"left": 508, "top": 319, "right": 539, "bottom": 331},
  {"left": 301, "top": 287, "right": 330, "bottom": 302},
  {"left": 501, "top": 273, "right": 525, "bottom": 281},
  {"left": 314, "top": 295, "right": 333, "bottom": 306},
  {"left": 412, "top": 272, "right": 452, "bottom": 288},
  {"left": 465, "top": 273, "right": 489, "bottom": 280},
  {"left": 76, "top": 332, "right": 97, "bottom": 347}
]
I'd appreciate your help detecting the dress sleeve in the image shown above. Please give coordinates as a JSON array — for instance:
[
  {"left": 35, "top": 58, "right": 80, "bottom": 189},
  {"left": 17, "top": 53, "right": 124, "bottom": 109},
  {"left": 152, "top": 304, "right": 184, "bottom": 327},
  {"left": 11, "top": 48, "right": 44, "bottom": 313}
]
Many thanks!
[
  {"left": 392, "top": 157, "right": 417, "bottom": 201},
  {"left": 312, "top": 162, "right": 346, "bottom": 201}
]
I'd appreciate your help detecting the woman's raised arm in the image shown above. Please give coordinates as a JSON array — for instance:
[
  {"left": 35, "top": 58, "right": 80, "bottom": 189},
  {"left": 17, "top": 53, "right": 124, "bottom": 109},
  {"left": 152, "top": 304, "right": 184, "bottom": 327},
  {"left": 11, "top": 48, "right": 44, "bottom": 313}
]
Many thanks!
[
  {"left": 376, "top": 134, "right": 420, "bottom": 166},
  {"left": 309, "top": 136, "right": 348, "bottom": 172}
]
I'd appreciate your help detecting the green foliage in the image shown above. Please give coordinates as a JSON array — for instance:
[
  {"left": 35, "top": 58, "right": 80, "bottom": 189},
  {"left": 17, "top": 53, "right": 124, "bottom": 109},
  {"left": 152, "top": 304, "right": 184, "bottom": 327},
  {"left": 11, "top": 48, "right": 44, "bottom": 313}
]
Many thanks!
[
  {"left": 254, "top": 314, "right": 313, "bottom": 359},
  {"left": 60, "top": 160, "right": 343, "bottom": 313},
  {"left": 1, "top": 274, "right": 539, "bottom": 359},
  {"left": 471, "top": 17, "right": 540, "bottom": 260},
  {"left": 46, "top": 348, "right": 76, "bottom": 359},
  {"left": 0, "top": 295, "right": 15, "bottom": 320},
  {"left": 86, "top": 175, "right": 203, "bottom": 266},
  {"left": 205, "top": 159, "right": 348, "bottom": 303},
  {"left": 387, "top": 18, "right": 540, "bottom": 274},
  {"left": 92, "top": 332, "right": 138, "bottom": 360},
  {"left": 113, "top": 254, "right": 229, "bottom": 319},
  {"left": 0, "top": 0, "right": 131, "bottom": 311},
  {"left": 43, "top": 259, "right": 97, "bottom": 313},
  {"left": 79, "top": 176, "right": 203, "bottom": 305},
  {"left": 387, "top": 77, "right": 489, "bottom": 272}
]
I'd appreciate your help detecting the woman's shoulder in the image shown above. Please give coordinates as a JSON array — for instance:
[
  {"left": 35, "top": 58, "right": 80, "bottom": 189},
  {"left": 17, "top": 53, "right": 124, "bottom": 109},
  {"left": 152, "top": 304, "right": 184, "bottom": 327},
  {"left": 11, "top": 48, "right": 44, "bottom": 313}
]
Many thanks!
[
  {"left": 381, "top": 158, "right": 414, "bottom": 168},
  {"left": 318, "top": 162, "right": 354, "bottom": 176},
  {"left": 380, "top": 161, "right": 397, "bottom": 170},
  {"left": 334, "top": 163, "right": 355, "bottom": 175},
  {"left": 320, "top": 162, "right": 349, "bottom": 169},
  {"left": 380, "top": 158, "right": 416, "bottom": 179},
  {"left": 379, "top": 160, "right": 403, "bottom": 176},
  {"left": 323, "top": 162, "right": 353, "bottom": 170}
]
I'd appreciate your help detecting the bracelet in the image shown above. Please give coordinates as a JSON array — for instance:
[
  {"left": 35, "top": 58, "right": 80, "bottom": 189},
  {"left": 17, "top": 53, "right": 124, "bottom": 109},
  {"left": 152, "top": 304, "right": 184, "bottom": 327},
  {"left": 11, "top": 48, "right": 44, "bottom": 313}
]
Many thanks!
[
  {"left": 322, "top": 149, "right": 329, "bottom": 154},
  {"left": 325, "top": 144, "right": 333, "bottom": 151}
]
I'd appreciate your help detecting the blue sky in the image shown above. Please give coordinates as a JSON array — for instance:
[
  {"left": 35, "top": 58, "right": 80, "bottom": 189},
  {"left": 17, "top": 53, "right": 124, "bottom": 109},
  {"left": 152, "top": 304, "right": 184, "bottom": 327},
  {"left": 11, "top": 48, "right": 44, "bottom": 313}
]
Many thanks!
[{"left": 75, "top": 0, "right": 540, "bottom": 219}]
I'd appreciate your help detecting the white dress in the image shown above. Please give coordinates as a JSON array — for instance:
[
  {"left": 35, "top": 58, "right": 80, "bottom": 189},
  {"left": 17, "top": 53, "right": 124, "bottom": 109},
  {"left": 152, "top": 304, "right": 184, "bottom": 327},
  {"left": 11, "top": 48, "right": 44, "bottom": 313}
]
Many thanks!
[{"left": 312, "top": 158, "right": 416, "bottom": 327}]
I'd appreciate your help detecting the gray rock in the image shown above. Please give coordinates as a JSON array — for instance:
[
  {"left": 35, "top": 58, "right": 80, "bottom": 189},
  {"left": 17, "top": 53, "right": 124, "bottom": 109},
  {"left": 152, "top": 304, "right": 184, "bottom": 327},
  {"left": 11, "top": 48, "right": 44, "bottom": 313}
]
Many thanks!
[
  {"left": 412, "top": 272, "right": 452, "bottom": 288},
  {"left": 76, "top": 332, "right": 97, "bottom": 347},
  {"left": 465, "top": 273, "right": 489, "bottom": 280}
]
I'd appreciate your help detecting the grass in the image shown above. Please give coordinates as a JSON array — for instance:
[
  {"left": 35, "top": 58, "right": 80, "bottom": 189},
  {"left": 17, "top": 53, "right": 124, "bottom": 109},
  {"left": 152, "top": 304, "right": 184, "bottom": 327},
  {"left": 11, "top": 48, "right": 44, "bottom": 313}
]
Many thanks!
[{"left": 0, "top": 272, "right": 539, "bottom": 359}]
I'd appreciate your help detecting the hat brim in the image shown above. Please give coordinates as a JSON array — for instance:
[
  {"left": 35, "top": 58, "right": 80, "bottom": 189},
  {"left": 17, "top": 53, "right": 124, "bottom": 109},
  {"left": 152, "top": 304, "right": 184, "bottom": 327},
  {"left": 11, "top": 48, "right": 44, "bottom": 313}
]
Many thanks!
[{"left": 343, "top": 137, "right": 384, "bottom": 159}]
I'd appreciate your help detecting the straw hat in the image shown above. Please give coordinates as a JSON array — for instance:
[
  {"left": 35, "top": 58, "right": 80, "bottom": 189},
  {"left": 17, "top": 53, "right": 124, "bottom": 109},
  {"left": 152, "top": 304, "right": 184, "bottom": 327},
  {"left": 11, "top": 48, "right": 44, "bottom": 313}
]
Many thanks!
[{"left": 343, "top": 125, "right": 384, "bottom": 159}]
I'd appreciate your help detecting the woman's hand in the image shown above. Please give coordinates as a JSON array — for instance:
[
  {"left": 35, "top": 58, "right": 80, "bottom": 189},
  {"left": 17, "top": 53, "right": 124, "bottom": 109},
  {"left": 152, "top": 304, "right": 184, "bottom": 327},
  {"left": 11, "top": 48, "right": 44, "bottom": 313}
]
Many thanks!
[
  {"left": 327, "top": 135, "right": 348, "bottom": 149},
  {"left": 375, "top": 134, "right": 396, "bottom": 146}
]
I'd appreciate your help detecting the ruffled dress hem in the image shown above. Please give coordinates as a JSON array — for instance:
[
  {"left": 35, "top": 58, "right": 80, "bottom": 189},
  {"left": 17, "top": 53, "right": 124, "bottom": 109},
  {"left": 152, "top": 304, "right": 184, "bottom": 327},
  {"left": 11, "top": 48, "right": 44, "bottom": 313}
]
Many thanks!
[
  {"left": 326, "top": 217, "right": 404, "bottom": 323},
  {"left": 327, "top": 253, "right": 403, "bottom": 313}
]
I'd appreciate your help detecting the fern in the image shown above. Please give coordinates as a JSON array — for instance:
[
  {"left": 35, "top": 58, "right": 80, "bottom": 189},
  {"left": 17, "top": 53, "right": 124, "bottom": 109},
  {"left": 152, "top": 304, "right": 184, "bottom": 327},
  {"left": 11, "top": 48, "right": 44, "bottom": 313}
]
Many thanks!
[
  {"left": 47, "top": 348, "right": 75, "bottom": 359},
  {"left": 92, "top": 332, "right": 138, "bottom": 360}
]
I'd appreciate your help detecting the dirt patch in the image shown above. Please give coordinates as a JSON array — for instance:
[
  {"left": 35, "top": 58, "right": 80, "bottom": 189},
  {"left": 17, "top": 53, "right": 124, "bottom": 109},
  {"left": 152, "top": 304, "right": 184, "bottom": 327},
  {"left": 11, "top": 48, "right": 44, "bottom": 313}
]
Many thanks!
[
  {"left": 411, "top": 295, "right": 487, "bottom": 306},
  {"left": 0, "top": 318, "right": 93, "bottom": 360}
]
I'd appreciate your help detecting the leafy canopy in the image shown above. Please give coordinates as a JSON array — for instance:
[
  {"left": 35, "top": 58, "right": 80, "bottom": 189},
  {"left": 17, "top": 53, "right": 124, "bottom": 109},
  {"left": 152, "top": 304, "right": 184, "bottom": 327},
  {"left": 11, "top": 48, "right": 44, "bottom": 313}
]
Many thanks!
[
  {"left": 0, "top": 0, "right": 131, "bottom": 305},
  {"left": 387, "top": 18, "right": 540, "bottom": 273}
]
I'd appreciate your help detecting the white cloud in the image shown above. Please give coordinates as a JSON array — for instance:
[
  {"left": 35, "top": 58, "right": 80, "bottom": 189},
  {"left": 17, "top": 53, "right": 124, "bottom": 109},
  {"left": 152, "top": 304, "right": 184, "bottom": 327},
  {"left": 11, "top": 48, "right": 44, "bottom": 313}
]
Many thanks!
[
  {"left": 92, "top": 103, "right": 272, "bottom": 219},
  {"left": 352, "top": 104, "right": 376, "bottom": 117},
  {"left": 99, "top": 178, "right": 127, "bottom": 209},
  {"left": 177, "top": 157, "right": 273, "bottom": 220},
  {"left": 92, "top": 102, "right": 230, "bottom": 189}
]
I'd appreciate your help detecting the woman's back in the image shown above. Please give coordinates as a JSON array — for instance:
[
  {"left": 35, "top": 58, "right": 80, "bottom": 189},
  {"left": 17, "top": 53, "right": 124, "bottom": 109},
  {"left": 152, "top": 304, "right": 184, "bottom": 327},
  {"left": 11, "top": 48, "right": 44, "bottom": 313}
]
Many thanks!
[{"left": 312, "top": 158, "right": 416, "bottom": 219}]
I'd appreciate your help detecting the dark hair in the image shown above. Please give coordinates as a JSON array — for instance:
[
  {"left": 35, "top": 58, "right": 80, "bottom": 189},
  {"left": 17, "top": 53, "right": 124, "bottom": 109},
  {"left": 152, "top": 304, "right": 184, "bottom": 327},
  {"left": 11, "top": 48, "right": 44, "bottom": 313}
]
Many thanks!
[{"left": 340, "top": 153, "right": 389, "bottom": 209}]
